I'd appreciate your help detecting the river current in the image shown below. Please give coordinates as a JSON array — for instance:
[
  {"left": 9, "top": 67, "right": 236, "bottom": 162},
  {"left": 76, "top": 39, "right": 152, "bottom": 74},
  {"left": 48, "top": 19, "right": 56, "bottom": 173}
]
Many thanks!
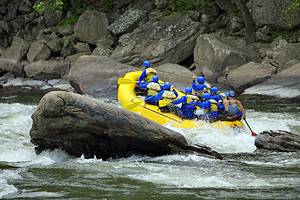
[{"left": 0, "top": 96, "right": 299, "bottom": 199}]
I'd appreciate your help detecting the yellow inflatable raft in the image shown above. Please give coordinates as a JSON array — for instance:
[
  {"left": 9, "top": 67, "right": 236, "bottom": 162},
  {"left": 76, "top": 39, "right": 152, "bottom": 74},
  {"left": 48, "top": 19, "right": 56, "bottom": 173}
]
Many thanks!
[{"left": 118, "top": 71, "right": 243, "bottom": 129}]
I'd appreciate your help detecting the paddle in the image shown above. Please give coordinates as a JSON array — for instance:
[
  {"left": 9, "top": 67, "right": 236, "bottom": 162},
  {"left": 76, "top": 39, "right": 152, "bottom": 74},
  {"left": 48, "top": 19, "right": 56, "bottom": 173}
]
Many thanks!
[
  {"left": 244, "top": 119, "right": 257, "bottom": 137},
  {"left": 118, "top": 78, "right": 137, "bottom": 85}
]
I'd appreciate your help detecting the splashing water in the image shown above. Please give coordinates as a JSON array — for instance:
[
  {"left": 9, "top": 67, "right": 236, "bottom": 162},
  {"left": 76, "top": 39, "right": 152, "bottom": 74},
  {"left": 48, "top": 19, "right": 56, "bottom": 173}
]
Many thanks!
[{"left": 0, "top": 101, "right": 299, "bottom": 199}]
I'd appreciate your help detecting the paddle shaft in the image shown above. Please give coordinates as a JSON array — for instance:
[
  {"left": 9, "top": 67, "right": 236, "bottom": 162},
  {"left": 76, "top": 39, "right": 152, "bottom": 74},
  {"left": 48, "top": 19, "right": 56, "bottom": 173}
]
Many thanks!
[{"left": 244, "top": 119, "right": 257, "bottom": 136}]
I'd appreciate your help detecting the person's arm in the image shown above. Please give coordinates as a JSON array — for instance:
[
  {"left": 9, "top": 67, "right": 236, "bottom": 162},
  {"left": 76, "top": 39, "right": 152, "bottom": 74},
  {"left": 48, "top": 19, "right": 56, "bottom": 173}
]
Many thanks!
[
  {"left": 172, "top": 96, "right": 185, "bottom": 105},
  {"left": 237, "top": 100, "right": 246, "bottom": 119},
  {"left": 192, "top": 80, "right": 198, "bottom": 90},
  {"left": 223, "top": 100, "right": 229, "bottom": 112},
  {"left": 138, "top": 70, "right": 146, "bottom": 84},
  {"left": 173, "top": 89, "right": 179, "bottom": 98}
]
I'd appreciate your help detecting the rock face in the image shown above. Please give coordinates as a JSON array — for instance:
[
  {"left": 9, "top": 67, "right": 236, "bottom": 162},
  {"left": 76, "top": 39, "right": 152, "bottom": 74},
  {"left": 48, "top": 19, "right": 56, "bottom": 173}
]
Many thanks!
[
  {"left": 155, "top": 63, "right": 195, "bottom": 91},
  {"left": 255, "top": 130, "right": 300, "bottom": 152},
  {"left": 74, "top": 10, "right": 111, "bottom": 45},
  {"left": 24, "top": 60, "right": 66, "bottom": 79},
  {"left": 111, "top": 14, "right": 201, "bottom": 66},
  {"left": 227, "top": 62, "right": 276, "bottom": 93},
  {"left": 3, "top": 37, "right": 29, "bottom": 62},
  {"left": 108, "top": 8, "right": 146, "bottom": 36},
  {"left": 243, "top": 63, "right": 300, "bottom": 100},
  {"left": 67, "top": 55, "right": 135, "bottom": 98},
  {"left": 30, "top": 91, "right": 222, "bottom": 159},
  {"left": 194, "top": 34, "right": 260, "bottom": 82},
  {"left": 27, "top": 40, "right": 51, "bottom": 63},
  {"left": 0, "top": 58, "right": 24, "bottom": 77},
  {"left": 250, "top": 0, "right": 300, "bottom": 30}
]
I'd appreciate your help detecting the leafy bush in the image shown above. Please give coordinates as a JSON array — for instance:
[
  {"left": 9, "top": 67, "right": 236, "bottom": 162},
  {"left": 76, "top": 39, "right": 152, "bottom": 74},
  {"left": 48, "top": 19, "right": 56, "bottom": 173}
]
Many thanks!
[{"left": 33, "top": 0, "right": 64, "bottom": 13}]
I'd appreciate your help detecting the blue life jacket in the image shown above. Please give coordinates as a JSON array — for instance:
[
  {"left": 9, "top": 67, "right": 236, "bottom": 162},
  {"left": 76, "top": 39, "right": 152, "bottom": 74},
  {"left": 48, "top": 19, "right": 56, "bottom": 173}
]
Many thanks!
[
  {"left": 211, "top": 94, "right": 223, "bottom": 102},
  {"left": 173, "top": 95, "right": 198, "bottom": 119},
  {"left": 227, "top": 101, "right": 242, "bottom": 117}
]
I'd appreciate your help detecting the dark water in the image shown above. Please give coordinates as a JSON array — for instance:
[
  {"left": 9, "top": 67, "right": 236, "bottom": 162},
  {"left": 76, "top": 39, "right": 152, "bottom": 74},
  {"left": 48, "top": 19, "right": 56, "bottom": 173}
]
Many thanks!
[{"left": 0, "top": 95, "right": 299, "bottom": 199}]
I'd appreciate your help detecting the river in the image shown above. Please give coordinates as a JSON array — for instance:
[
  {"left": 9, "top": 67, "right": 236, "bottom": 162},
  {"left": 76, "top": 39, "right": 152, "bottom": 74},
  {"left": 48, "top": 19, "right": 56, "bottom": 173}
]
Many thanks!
[{"left": 0, "top": 95, "right": 299, "bottom": 199}]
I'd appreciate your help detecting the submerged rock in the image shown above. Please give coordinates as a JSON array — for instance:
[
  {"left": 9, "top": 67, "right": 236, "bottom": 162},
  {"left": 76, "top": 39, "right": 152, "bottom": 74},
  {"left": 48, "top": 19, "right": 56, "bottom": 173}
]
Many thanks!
[
  {"left": 255, "top": 130, "right": 300, "bottom": 152},
  {"left": 30, "top": 91, "right": 223, "bottom": 160}
]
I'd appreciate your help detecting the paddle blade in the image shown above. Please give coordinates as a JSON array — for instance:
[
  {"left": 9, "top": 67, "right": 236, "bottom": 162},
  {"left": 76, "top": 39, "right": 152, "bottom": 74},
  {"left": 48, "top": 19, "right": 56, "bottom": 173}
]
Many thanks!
[
  {"left": 126, "top": 102, "right": 141, "bottom": 110},
  {"left": 251, "top": 131, "right": 257, "bottom": 137},
  {"left": 118, "top": 78, "right": 137, "bottom": 85}
]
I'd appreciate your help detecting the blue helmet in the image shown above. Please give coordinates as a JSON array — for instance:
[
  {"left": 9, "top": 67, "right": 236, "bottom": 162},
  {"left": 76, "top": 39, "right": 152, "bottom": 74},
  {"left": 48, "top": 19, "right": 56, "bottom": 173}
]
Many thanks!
[
  {"left": 202, "top": 92, "right": 211, "bottom": 100},
  {"left": 197, "top": 76, "right": 205, "bottom": 84},
  {"left": 210, "top": 87, "right": 218, "bottom": 94},
  {"left": 185, "top": 87, "right": 192, "bottom": 94},
  {"left": 142, "top": 60, "right": 151, "bottom": 68},
  {"left": 229, "top": 91, "right": 235, "bottom": 97},
  {"left": 163, "top": 82, "right": 171, "bottom": 90},
  {"left": 152, "top": 75, "right": 159, "bottom": 83}
]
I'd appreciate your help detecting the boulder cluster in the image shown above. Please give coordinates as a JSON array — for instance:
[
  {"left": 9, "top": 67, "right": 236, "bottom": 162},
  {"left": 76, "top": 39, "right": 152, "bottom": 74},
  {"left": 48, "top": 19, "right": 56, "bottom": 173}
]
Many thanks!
[{"left": 0, "top": 0, "right": 299, "bottom": 100}]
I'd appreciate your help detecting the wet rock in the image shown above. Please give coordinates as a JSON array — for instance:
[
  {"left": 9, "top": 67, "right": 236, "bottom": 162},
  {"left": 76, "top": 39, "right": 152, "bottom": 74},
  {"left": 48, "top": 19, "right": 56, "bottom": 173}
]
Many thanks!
[
  {"left": 27, "top": 40, "right": 51, "bottom": 62},
  {"left": 67, "top": 55, "right": 135, "bottom": 98},
  {"left": 24, "top": 60, "right": 66, "bottom": 80},
  {"left": 194, "top": 34, "right": 260, "bottom": 82},
  {"left": 250, "top": 0, "right": 300, "bottom": 30},
  {"left": 108, "top": 8, "right": 146, "bottom": 36},
  {"left": 29, "top": 91, "right": 222, "bottom": 160},
  {"left": 227, "top": 62, "right": 276, "bottom": 93},
  {"left": 65, "top": 52, "right": 86, "bottom": 65},
  {"left": 0, "top": 58, "right": 24, "bottom": 77},
  {"left": 111, "top": 13, "right": 202, "bottom": 66},
  {"left": 155, "top": 63, "right": 195, "bottom": 91},
  {"left": 0, "top": 77, "right": 74, "bottom": 95},
  {"left": 244, "top": 63, "right": 300, "bottom": 100},
  {"left": 255, "top": 130, "right": 300, "bottom": 152},
  {"left": 47, "top": 38, "right": 62, "bottom": 54},
  {"left": 2, "top": 36, "right": 29, "bottom": 62},
  {"left": 74, "top": 10, "right": 111, "bottom": 45}
]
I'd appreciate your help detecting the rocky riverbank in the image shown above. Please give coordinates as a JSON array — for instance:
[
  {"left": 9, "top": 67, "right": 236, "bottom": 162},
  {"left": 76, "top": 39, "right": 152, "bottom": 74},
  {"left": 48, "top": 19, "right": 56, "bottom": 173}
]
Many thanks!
[{"left": 0, "top": 0, "right": 299, "bottom": 101}]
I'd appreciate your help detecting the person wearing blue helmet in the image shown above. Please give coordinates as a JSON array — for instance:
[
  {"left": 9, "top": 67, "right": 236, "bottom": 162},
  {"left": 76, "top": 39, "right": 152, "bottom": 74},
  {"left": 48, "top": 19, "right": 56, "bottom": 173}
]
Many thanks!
[
  {"left": 138, "top": 60, "right": 157, "bottom": 85},
  {"left": 172, "top": 87, "right": 199, "bottom": 119},
  {"left": 144, "top": 75, "right": 162, "bottom": 105},
  {"left": 192, "top": 75, "right": 208, "bottom": 99},
  {"left": 197, "top": 92, "right": 219, "bottom": 121},
  {"left": 210, "top": 87, "right": 226, "bottom": 115},
  {"left": 148, "top": 82, "right": 178, "bottom": 113},
  {"left": 223, "top": 91, "right": 246, "bottom": 121}
]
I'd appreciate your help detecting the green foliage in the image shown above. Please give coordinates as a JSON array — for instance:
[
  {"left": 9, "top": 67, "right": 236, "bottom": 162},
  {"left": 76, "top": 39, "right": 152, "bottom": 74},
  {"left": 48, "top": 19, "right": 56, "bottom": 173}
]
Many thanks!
[
  {"left": 100, "top": 0, "right": 114, "bottom": 12},
  {"left": 33, "top": 0, "right": 64, "bottom": 13},
  {"left": 283, "top": 0, "right": 300, "bottom": 28},
  {"left": 176, "top": 0, "right": 213, "bottom": 12},
  {"left": 58, "top": 15, "right": 79, "bottom": 26}
]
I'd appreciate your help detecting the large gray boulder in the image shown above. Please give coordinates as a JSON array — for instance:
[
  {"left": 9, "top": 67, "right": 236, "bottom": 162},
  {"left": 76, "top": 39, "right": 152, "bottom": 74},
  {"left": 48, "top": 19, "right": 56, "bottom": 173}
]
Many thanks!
[
  {"left": 24, "top": 60, "right": 66, "bottom": 79},
  {"left": 244, "top": 63, "right": 300, "bottom": 100},
  {"left": 155, "top": 63, "right": 195, "bottom": 91},
  {"left": 27, "top": 40, "right": 51, "bottom": 63},
  {"left": 30, "top": 91, "right": 222, "bottom": 159},
  {"left": 0, "top": 58, "right": 24, "bottom": 77},
  {"left": 250, "top": 0, "right": 300, "bottom": 30},
  {"left": 67, "top": 55, "right": 135, "bottom": 98},
  {"left": 227, "top": 62, "right": 276, "bottom": 93},
  {"left": 108, "top": 8, "right": 146, "bottom": 36},
  {"left": 111, "top": 13, "right": 202, "bottom": 66},
  {"left": 3, "top": 36, "right": 29, "bottom": 62},
  {"left": 194, "top": 34, "right": 260, "bottom": 82},
  {"left": 263, "top": 39, "right": 300, "bottom": 69},
  {"left": 255, "top": 130, "right": 300, "bottom": 152},
  {"left": 74, "top": 10, "right": 112, "bottom": 45}
]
